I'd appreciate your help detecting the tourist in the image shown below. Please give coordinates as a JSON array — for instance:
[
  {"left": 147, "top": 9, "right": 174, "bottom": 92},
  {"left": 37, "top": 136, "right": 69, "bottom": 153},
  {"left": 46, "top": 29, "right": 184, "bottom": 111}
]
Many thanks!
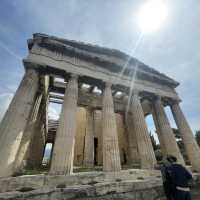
[
  {"left": 159, "top": 157, "right": 175, "bottom": 200},
  {"left": 166, "top": 155, "right": 193, "bottom": 200}
]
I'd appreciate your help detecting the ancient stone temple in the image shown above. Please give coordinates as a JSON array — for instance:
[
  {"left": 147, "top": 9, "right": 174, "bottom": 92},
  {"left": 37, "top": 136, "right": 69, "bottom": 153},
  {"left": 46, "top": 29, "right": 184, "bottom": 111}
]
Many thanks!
[{"left": 0, "top": 33, "right": 200, "bottom": 180}]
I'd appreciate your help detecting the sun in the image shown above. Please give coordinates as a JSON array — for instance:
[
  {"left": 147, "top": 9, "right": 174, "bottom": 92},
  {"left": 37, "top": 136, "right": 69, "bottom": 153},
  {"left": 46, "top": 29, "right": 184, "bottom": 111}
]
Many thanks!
[{"left": 137, "top": 0, "right": 168, "bottom": 33}]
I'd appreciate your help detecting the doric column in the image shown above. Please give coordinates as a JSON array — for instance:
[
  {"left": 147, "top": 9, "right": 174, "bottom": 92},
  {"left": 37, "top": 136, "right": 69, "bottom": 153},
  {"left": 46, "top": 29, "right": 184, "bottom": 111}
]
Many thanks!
[
  {"left": 26, "top": 114, "right": 46, "bottom": 169},
  {"left": 153, "top": 97, "right": 185, "bottom": 164},
  {"left": 131, "top": 92, "right": 157, "bottom": 169},
  {"left": 126, "top": 113, "right": 140, "bottom": 166},
  {"left": 25, "top": 88, "right": 49, "bottom": 170},
  {"left": 14, "top": 92, "right": 43, "bottom": 172},
  {"left": 102, "top": 83, "right": 121, "bottom": 172},
  {"left": 151, "top": 109, "right": 167, "bottom": 156},
  {"left": 0, "top": 68, "right": 39, "bottom": 177},
  {"left": 123, "top": 95, "right": 140, "bottom": 166},
  {"left": 50, "top": 75, "right": 78, "bottom": 175},
  {"left": 83, "top": 107, "right": 94, "bottom": 167},
  {"left": 171, "top": 102, "right": 200, "bottom": 171}
]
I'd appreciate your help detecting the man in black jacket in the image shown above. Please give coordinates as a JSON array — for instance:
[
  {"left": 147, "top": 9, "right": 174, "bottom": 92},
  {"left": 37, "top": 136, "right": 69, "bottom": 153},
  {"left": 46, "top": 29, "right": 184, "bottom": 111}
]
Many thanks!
[
  {"left": 166, "top": 155, "right": 193, "bottom": 200},
  {"left": 160, "top": 157, "right": 175, "bottom": 200}
]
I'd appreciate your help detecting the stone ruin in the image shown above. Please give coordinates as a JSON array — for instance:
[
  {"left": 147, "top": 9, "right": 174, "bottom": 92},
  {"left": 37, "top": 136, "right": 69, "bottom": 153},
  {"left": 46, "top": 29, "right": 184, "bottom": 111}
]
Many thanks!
[{"left": 0, "top": 33, "right": 200, "bottom": 199}]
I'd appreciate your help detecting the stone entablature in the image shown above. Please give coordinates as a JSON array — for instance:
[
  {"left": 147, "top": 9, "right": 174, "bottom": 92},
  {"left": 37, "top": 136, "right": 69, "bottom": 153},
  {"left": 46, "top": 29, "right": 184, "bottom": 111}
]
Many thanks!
[
  {"left": 0, "top": 33, "right": 200, "bottom": 177},
  {"left": 25, "top": 33, "right": 179, "bottom": 101},
  {"left": 28, "top": 33, "right": 178, "bottom": 86}
]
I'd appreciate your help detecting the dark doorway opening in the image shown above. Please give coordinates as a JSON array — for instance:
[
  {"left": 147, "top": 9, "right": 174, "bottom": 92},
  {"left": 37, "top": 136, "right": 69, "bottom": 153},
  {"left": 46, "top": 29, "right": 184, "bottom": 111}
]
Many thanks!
[
  {"left": 122, "top": 148, "right": 127, "bottom": 165},
  {"left": 94, "top": 137, "right": 98, "bottom": 165}
]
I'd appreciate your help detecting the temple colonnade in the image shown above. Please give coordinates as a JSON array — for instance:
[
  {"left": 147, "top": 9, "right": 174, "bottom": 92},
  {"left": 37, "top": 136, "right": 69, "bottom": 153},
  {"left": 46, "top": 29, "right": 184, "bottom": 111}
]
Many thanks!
[{"left": 0, "top": 68, "right": 200, "bottom": 177}]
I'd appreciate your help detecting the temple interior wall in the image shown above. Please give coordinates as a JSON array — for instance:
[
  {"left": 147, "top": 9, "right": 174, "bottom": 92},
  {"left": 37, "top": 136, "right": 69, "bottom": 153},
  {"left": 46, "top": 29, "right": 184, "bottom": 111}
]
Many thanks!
[
  {"left": 74, "top": 107, "right": 86, "bottom": 166},
  {"left": 73, "top": 107, "right": 130, "bottom": 166}
]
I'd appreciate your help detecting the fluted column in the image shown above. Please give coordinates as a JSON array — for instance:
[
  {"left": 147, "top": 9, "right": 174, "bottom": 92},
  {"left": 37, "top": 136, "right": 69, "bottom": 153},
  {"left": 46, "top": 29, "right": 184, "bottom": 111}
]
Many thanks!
[
  {"left": 102, "top": 83, "right": 121, "bottom": 172},
  {"left": 131, "top": 92, "right": 157, "bottom": 169},
  {"left": 126, "top": 113, "right": 140, "bottom": 166},
  {"left": 83, "top": 107, "right": 94, "bottom": 167},
  {"left": 123, "top": 95, "right": 140, "bottom": 166},
  {"left": 0, "top": 68, "right": 39, "bottom": 177},
  {"left": 171, "top": 102, "right": 200, "bottom": 171},
  {"left": 153, "top": 97, "right": 185, "bottom": 164},
  {"left": 152, "top": 109, "right": 167, "bottom": 156},
  {"left": 50, "top": 75, "right": 78, "bottom": 175},
  {"left": 25, "top": 92, "right": 48, "bottom": 169},
  {"left": 26, "top": 114, "right": 45, "bottom": 169},
  {"left": 14, "top": 92, "right": 43, "bottom": 172}
]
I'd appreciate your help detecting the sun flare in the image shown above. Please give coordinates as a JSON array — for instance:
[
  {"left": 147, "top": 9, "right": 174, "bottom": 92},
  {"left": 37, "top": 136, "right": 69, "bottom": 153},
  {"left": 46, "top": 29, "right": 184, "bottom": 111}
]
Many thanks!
[{"left": 137, "top": 0, "right": 168, "bottom": 33}]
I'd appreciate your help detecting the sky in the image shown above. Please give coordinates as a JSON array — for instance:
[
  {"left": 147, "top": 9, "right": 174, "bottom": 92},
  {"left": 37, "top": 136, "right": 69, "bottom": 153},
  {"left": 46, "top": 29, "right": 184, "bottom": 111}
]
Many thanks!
[{"left": 0, "top": 0, "right": 200, "bottom": 138}]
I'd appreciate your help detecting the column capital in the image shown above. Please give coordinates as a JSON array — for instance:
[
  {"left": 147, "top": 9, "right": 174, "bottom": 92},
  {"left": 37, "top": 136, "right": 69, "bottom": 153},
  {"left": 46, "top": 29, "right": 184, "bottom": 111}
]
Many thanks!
[
  {"left": 24, "top": 65, "right": 39, "bottom": 74},
  {"left": 154, "top": 95, "right": 162, "bottom": 101},
  {"left": 168, "top": 99, "right": 181, "bottom": 106},
  {"left": 24, "top": 68, "right": 39, "bottom": 78},
  {"left": 104, "top": 82, "right": 112, "bottom": 88},
  {"left": 157, "top": 96, "right": 182, "bottom": 107},
  {"left": 151, "top": 95, "right": 166, "bottom": 105},
  {"left": 70, "top": 73, "right": 78, "bottom": 80},
  {"left": 64, "top": 73, "right": 79, "bottom": 82},
  {"left": 85, "top": 106, "right": 95, "bottom": 112}
]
